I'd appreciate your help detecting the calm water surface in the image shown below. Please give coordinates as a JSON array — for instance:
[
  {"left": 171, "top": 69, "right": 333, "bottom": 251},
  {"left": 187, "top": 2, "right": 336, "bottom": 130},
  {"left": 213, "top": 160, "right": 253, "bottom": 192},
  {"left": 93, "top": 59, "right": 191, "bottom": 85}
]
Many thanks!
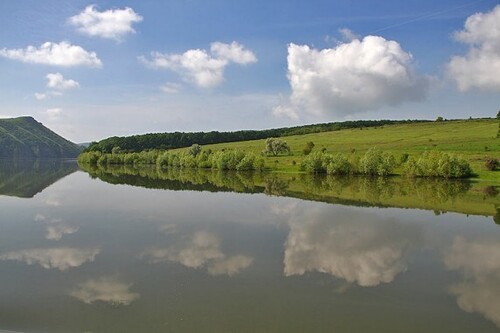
[{"left": 0, "top": 160, "right": 499, "bottom": 332}]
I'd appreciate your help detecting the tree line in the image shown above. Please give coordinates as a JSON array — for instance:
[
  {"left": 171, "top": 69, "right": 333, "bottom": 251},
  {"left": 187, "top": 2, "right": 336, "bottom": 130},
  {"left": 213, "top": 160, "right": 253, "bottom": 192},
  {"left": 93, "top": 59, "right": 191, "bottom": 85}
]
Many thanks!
[{"left": 85, "top": 119, "right": 429, "bottom": 153}]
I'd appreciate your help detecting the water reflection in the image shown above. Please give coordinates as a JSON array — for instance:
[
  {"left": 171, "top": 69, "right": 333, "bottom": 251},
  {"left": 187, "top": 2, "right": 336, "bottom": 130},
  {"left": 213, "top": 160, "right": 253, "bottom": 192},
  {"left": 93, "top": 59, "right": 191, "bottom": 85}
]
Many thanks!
[
  {"left": 282, "top": 206, "right": 420, "bottom": 286},
  {"left": 35, "top": 213, "right": 79, "bottom": 241},
  {"left": 0, "top": 159, "right": 78, "bottom": 198},
  {"left": 79, "top": 164, "right": 498, "bottom": 218},
  {"left": 0, "top": 247, "right": 100, "bottom": 270},
  {"left": 143, "top": 230, "right": 253, "bottom": 276},
  {"left": 444, "top": 236, "right": 500, "bottom": 328},
  {"left": 70, "top": 276, "right": 140, "bottom": 306},
  {"left": 1, "top": 161, "right": 500, "bottom": 332}
]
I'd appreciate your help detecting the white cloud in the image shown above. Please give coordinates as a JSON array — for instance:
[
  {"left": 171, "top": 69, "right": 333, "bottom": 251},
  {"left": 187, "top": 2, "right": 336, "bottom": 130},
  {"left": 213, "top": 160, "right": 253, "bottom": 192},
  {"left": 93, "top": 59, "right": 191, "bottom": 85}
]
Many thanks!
[
  {"left": 160, "top": 82, "right": 182, "bottom": 94},
  {"left": 444, "top": 236, "right": 500, "bottom": 328},
  {"left": 68, "top": 5, "right": 143, "bottom": 41},
  {"left": 139, "top": 41, "right": 257, "bottom": 88},
  {"left": 35, "top": 93, "right": 47, "bottom": 100},
  {"left": 274, "top": 36, "right": 430, "bottom": 120},
  {"left": 45, "top": 108, "right": 62, "bottom": 119},
  {"left": 447, "top": 5, "right": 500, "bottom": 92},
  {"left": 210, "top": 41, "right": 258, "bottom": 64},
  {"left": 70, "top": 277, "right": 140, "bottom": 306},
  {"left": 0, "top": 41, "right": 102, "bottom": 67},
  {"left": 0, "top": 247, "right": 100, "bottom": 271},
  {"left": 339, "top": 28, "right": 360, "bottom": 41},
  {"left": 46, "top": 73, "right": 79, "bottom": 90}
]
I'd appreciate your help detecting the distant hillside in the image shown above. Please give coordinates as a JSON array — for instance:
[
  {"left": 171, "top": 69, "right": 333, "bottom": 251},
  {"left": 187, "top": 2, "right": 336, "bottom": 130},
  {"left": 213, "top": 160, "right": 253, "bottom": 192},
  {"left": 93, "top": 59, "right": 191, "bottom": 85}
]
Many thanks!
[
  {"left": 86, "top": 119, "right": 429, "bottom": 153},
  {"left": 0, "top": 116, "right": 81, "bottom": 158}
]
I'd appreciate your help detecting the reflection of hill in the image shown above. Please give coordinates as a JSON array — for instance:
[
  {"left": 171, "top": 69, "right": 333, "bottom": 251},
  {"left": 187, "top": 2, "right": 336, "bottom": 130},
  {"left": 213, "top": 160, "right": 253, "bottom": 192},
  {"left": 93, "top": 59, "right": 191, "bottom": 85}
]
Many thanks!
[
  {"left": 80, "top": 164, "right": 499, "bottom": 218},
  {"left": 0, "top": 159, "right": 78, "bottom": 198}
]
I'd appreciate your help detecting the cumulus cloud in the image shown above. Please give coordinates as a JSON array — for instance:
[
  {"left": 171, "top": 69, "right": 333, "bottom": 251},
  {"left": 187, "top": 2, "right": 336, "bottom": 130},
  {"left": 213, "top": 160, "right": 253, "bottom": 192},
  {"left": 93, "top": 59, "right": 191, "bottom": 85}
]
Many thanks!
[
  {"left": 143, "top": 230, "right": 253, "bottom": 276},
  {"left": 0, "top": 41, "right": 102, "bottom": 67},
  {"left": 274, "top": 36, "right": 430, "bottom": 120},
  {"left": 139, "top": 41, "right": 257, "bottom": 88},
  {"left": 46, "top": 73, "right": 79, "bottom": 90},
  {"left": 0, "top": 247, "right": 100, "bottom": 270},
  {"left": 447, "top": 5, "right": 500, "bottom": 92},
  {"left": 283, "top": 206, "right": 420, "bottom": 287},
  {"left": 210, "top": 41, "right": 258, "bottom": 64},
  {"left": 68, "top": 5, "right": 143, "bottom": 41},
  {"left": 70, "top": 277, "right": 140, "bottom": 306},
  {"left": 444, "top": 236, "right": 500, "bottom": 328}
]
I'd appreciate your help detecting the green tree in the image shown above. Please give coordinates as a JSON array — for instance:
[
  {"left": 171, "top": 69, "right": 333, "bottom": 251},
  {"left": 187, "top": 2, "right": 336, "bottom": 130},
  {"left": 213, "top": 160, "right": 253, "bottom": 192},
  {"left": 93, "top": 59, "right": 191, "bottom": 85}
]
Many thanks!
[
  {"left": 302, "top": 141, "right": 315, "bottom": 155},
  {"left": 187, "top": 144, "right": 202, "bottom": 156},
  {"left": 264, "top": 138, "right": 290, "bottom": 156},
  {"left": 436, "top": 116, "right": 444, "bottom": 122}
]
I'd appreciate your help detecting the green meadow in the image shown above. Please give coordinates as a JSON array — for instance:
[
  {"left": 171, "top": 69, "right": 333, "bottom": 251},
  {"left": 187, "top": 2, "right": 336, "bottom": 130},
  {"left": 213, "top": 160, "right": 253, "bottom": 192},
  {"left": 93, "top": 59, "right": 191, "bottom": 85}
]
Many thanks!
[{"left": 185, "top": 119, "right": 499, "bottom": 182}]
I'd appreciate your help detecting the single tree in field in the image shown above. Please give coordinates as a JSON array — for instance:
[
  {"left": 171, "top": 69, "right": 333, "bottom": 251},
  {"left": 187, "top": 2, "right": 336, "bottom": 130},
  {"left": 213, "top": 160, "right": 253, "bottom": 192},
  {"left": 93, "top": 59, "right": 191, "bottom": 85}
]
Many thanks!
[
  {"left": 436, "top": 116, "right": 444, "bottom": 122},
  {"left": 264, "top": 138, "right": 290, "bottom": 156},
  {"left": 188, "top": 144, "right": 202, "bottom": 156},
  {"left": 303, "top": 141, "right": 315, "bottom": 155}
]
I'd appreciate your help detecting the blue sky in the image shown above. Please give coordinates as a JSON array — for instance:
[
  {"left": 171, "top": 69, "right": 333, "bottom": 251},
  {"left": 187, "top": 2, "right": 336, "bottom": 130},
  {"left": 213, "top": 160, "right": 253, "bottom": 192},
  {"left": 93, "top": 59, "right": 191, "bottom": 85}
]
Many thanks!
[{"left": 0, "top": 0, "right": 498, "bottom": 142}]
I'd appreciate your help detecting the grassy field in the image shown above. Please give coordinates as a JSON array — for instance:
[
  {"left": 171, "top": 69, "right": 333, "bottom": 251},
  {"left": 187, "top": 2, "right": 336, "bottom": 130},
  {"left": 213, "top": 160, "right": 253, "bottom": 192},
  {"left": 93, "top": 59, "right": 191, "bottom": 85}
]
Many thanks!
[{"left": 174, "top": 119, "right": 500, "bottom": 182}]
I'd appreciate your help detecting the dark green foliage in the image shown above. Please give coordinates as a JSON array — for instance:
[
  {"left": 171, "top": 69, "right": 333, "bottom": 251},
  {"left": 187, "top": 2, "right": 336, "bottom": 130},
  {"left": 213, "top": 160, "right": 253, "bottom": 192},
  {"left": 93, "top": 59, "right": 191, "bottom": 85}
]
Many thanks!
[
  {"left": 264, "top": 138, "right": 290, "bottom": 156},
  {"left": 85, "top": 119, "right": 430, "bottom": 153},
  {"left": 0, "top": 116, "right": 81, "bottom": 158},
  {"left": 485, "top": 158, "right": 499, "bottom": 171},
  {"left": 302, "top": 141, "right": 315, "bottom": 155},
  {"left": 436, "top": 116, "right": 444, "bottom": 122},
  {"left": 402, "top": 151, "right": 473, "bottom": 178}
]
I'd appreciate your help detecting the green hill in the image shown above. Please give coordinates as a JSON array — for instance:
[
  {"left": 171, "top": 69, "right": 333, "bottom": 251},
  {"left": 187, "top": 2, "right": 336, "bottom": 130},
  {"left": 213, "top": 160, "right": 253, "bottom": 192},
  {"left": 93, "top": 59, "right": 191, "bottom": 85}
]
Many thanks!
[{"left": 0, "top": 116, "right": 81, "bottom": 158}]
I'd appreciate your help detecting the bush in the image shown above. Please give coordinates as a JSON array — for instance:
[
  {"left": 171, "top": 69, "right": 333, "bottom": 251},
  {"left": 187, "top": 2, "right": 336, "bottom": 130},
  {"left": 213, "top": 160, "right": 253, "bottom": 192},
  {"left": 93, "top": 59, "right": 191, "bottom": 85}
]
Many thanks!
[
  {"left": 485, "top": 158, "right": 499, "bottom": 171},
  {"left": 326, "top": 153, "right": 351, "bottom": 175},
  {"left": 402, "top": 151, "right": 472, "bottom": 178},
  {"left": 359, "top": 148, "right": 395, "bottom": 176},
  {"left": 300, "top": 151, "right": 330, "bottom": 173}
]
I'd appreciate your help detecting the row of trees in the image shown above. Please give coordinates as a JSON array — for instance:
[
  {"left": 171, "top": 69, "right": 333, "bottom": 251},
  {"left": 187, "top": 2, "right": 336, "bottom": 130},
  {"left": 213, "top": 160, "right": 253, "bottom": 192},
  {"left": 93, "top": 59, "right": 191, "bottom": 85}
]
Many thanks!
[
  {"left": 300, "top": 149, "right": 473, "bottom": 178},
  {"left": 78, "top": 146, "right": 265, "bottom": 171}
]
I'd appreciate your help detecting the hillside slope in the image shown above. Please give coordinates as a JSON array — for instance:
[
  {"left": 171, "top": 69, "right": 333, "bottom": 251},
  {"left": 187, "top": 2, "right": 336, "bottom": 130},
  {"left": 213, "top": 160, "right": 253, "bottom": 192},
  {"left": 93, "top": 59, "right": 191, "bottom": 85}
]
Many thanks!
[{"left": 0, "top": 116, "right": 81, "bottom": 158}]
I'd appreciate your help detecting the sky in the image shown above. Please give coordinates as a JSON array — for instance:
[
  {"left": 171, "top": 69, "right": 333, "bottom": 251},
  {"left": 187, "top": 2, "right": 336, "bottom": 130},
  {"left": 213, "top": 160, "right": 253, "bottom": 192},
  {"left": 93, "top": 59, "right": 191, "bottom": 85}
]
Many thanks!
[{"left": 0, "top": 0, "right": 499, "bottom": 143}]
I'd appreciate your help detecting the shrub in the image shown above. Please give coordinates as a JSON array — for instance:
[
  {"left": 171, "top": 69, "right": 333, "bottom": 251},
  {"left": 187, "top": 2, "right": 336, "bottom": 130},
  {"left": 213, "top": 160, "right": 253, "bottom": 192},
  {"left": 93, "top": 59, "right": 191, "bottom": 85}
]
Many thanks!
[
  {"left": 485, "top": 158, "right": 499, "bottom": 171},
  {"left": 402, "top": 151, "right": 472, "bottom": 178},
  {"left": 359, "top": 148, "right": 395, "bottom": 176},
  {"left": 326, "top": 153, "right": 351, "bottom": 175},
  {"left": 300, "top": 151, "right": 330, "bottom": 173}
]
